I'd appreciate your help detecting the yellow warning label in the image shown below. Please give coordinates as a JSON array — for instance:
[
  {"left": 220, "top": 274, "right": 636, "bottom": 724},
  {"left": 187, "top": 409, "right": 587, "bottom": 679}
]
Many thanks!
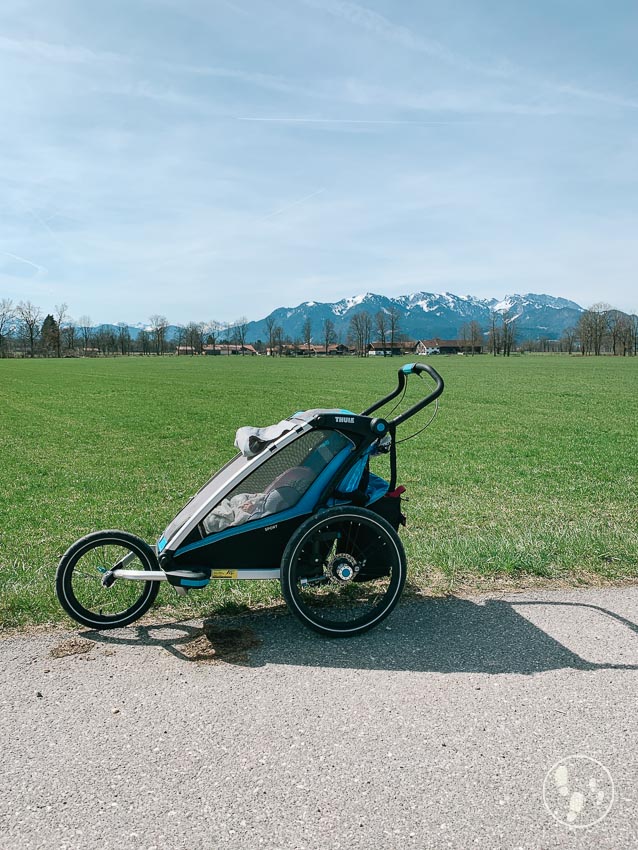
[{"left": 211, "top": 569, "right": 238, "bottom": 579}]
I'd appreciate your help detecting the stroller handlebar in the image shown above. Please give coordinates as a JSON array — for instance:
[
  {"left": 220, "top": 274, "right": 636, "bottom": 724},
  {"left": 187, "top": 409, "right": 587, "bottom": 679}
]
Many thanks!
[{"left": 361, "top": 362, "right": 444, "bottom": 427}]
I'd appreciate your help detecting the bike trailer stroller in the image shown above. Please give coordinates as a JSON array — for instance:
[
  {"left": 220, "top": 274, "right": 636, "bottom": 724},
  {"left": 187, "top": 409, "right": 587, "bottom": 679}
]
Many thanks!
[{"left": 56, "top": 363, "right": 444, "bottom": 636}]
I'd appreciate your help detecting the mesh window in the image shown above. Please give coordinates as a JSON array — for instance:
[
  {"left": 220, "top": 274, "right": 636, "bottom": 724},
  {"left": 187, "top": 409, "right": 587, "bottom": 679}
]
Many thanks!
[{"left": 201, "top": 430, "right": 351, "bottom": 535}]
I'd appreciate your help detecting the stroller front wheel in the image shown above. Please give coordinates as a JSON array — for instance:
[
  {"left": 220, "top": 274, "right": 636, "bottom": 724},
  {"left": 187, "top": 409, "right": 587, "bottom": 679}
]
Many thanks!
[
  {"left": 280, "top": 507, "right": 407, "bottom": 637},
  {"left": 56, "top": 530, "right": 160, "bottom": 629}
]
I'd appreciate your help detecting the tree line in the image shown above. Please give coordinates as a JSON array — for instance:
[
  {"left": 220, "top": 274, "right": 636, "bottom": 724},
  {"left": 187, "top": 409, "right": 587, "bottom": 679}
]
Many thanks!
[
  {"left": 0, "top": 301, "right": 255, "bottom": 358},
  {"left": 1, "top": 297, "right": 636, "bottom": 358}
]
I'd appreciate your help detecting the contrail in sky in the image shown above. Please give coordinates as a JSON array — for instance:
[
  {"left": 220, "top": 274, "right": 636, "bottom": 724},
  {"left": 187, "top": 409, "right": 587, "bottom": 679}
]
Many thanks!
[
  {"left": 261, "top": 188, "right": 326, "bottom": 220},
  {"left": 2, "top": 251, "right": 47, "bottom": 274},
  {"left": 234, "top": 116, "right": 474, "bottom": 125}
]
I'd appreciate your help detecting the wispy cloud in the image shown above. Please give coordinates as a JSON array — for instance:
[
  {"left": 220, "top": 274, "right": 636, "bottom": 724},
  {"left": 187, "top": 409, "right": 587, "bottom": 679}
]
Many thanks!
[
  {"left": 0, "top": 34, "right": 128, "bottom": 67},
  {"left": 1, "top": 251, "right": 47, "bottom": 275},
  {"left": 171, "top": 63, "right": 305, "bottom": 96},
  {"left": 551, "top": 83, "right": 638, "bottom": 111},
  {"left": 303, "top": 0, "right": 638, "bottom": 112},
  {"left": 233, "top": 115, "right": 478, "bottom": 124},
  {"left": 302, "top": 0, "right": 475, "bottom": 69},
  {"left": 1, "top": 0, "right": 636, "bottom": 319},
  {"left": 260, "top": 187, "right": 326, "bottom": 220}
]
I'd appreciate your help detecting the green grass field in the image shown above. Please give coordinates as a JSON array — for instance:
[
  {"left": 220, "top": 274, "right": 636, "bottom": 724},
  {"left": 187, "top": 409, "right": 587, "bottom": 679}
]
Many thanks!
[{"left": 1, "top": 354, "right": 637, "bottom": 629}]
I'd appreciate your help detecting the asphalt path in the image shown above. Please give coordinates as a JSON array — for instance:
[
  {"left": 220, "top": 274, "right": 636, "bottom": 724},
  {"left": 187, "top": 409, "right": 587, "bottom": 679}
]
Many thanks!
[{"left": 1, "top": 585, "right": 637, "bottom": 850}]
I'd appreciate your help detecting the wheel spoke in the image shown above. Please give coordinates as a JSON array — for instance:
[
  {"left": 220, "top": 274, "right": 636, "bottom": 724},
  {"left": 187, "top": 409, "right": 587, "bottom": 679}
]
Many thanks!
[
  {"left": 283, "top": 510, "right": 405, "bottom": 634},
  {"left": 57, "top": 532, "right": 159, "bottom": 628}
]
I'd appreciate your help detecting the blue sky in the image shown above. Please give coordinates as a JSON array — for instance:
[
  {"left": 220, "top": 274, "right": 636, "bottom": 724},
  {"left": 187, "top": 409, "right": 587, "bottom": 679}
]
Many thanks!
[{"left": 1, "top": 0, "right": 637, "bottom": 324}]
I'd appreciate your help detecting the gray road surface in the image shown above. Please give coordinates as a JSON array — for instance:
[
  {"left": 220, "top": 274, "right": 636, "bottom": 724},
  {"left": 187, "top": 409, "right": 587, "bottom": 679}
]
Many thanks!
[{"left": 1, "top": 585, "right": 637, "bottom": 850}]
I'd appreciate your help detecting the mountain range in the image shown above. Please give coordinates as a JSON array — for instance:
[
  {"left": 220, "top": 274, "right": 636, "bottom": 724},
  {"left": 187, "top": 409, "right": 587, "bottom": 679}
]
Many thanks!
[
  {"left": 102, "top": 291, "right": 586, "bottom": 344},
  {"left": 241, "top": 292, "right": 585, "bottom": 344}
]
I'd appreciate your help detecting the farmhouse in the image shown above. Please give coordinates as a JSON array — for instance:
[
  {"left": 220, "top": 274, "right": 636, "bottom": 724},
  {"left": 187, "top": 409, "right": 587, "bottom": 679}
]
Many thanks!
[
  {"left": 205, "top": 343, "right": 258, "bottom": 355},
  {"left": 416, "top": 338, "right": 483, "bottom": 355},
  {"left": 267, "top": 343, "right": 351, "bottom": 356},
  {"left": 367, "top": 340, "right": 419, "bottom": 356},
  {"left": 175, "top": 344, "right": 259, "bottom": 355},
  {"left": 367, "top": 341, "right": 403, "bottom": 356}
]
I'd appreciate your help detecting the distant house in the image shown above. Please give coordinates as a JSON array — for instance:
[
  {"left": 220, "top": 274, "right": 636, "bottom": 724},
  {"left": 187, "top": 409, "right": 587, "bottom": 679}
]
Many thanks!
[
  {"left": 416, "top": 338, "right": 482, "bottom": 355},
  {"left": 415, "top": 340, "right": 441, "bottom": 355},
  {"left": 327, "top": 343, "right": 351, "bottom": 356},
  {"left": 296, "top": 343, "right": 327, "bottom": 356},
  {"left": 367, "top": 341, "right": 403, "bottom": 356},
  {"left": 268, "top": 343, "right": 351, "bottom": 356},
  {"left": 176, "top": 345, "right": 199, "bottom": 355},
  {"left": 205, "top": 343, "right": 258, "bottom": 356},
  {"left": 368, "top": 340, "right": 418, "bottom": 356}
]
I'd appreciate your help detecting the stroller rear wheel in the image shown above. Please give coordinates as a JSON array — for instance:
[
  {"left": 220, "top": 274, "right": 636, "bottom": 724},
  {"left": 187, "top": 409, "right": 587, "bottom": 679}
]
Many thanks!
[
  {"left": 56, "top": 530, "right": 160, "bottom": 629},
  {"left": 280, "top": 507, "right": 406, "bottom": 637}
]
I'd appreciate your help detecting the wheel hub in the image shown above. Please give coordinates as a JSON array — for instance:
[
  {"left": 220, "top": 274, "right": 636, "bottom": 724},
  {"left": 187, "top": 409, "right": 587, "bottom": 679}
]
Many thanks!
[{"left": 329, "top": 553, "right": 359, "bottom": 582}]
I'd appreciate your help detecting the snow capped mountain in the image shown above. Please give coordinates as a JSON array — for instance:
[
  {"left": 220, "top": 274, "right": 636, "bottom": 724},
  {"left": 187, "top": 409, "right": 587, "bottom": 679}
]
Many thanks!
[
  {"left": 242, "top": 291, "right": 585, "bottom": 344},
  {"left": 492, "top": 293, "right": 582, "bottom": 317}
]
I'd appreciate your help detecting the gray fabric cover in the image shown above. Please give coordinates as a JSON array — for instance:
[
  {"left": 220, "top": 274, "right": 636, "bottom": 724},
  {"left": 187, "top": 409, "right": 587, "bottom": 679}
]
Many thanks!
[{"left": 234, "top": 420, "right": 294, "bottom": 457}]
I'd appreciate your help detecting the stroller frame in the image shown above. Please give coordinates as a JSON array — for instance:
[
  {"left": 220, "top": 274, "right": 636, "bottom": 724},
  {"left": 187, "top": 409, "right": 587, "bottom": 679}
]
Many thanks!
[{"left": 56, "top": 363, "right": 444, "bottom": 636}]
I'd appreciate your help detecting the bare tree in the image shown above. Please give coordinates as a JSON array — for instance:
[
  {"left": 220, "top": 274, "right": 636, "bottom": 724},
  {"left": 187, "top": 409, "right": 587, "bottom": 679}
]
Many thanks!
[
  {"left": 576, "top": 312, "right": 591, "bottom": 355},
  {"left": 578, "top": 303, "right": 610, "bottom": 356},
  {"left": 302, "top": 316, "right": 312, "bottom": 354},
  {"left": 607, "top": 309, "right": 630, "bottom": 355},
  {"left": 204, "top": 320, "right": 222, "bottom": 354},
  {"left": 501, "top": 310, "right": 516, "bottom": 356},
  {"left": 561, "top": 326, "right": 578, "bottom": 355},
  {"left": 201, "top": 321, "right": 213, "bottom": 354},
  {"left": 468, "top": 320, "right": 483, "bottom": 355},
  {"left": 274, "top": 324, "right": 284, "bottom": 356},
  {"left": 138, "top": 329, "right": 151, "bottom": 355},
  {"left": 117, "top": 322, "right": 131, "bottom": 355},
  {"left": 322, "top": 317, "right": 336, "bottom": 355},
  {"left": 16, "top": 301, "right": 43, "bottom": 357},
  {"left": 185, "top": 322, "right": 201, "bottom": 354},
  {"left": 388, "top": 307, "right": 401, "bottom": 356},
  {"left": 349, "top": 311, "right": 372, "bottom": 357},
  {"left": 0, "top": 298, "right": 15, "bottom": 356},
  {"left": 616, "top": 314, "right": 633, "bottom": 356},
  {"left": 375, "top": 310, "right": 388, "bottom": 355},
  {"left": 488, "top": 311, "right": 501, "bottom": 356},
  {"left": 173, "top": 324, "right": 186, "bottom": 354},
  {"left": 234, "top": 316, "right": 249, "bottom": 354},
  {"left": 589, "top": 302, "right": 611, "bottom": 355},
  {"left": 53, "top": 303, "right": 69, "bottom": 357},
  {"left": 149, "top": 314, "right": 169, "bottom": 355},
  {"left": 459, "top": 322, "right": 470, "bottom": 354},
  {"left": 265, "top": 316, "right": 278, "bottom": 355},
  {"left": 63, "top": 321, "right": 77, "bottom": 354},
  {"left": 78, "top": 315, "right": 93, "bottom": 355}
]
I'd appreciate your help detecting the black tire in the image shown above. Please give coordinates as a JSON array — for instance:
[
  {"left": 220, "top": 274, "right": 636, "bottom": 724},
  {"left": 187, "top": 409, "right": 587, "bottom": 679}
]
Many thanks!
[
  {"left": 280, "top": 507, "right": 407, "bottom": 637},
  {"left": 56, "top": 530, "right": 160, "bottom": 629}
]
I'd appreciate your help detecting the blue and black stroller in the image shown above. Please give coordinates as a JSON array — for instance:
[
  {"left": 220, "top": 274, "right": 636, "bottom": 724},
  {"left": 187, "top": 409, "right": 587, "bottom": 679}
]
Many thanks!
[{"left": 56, "top": 363, "right": 444, "bottom": 636}]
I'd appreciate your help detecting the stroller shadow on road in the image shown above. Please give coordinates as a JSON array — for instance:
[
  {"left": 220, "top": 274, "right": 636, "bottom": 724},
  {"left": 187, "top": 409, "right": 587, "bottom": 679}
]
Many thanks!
[{"left": 82, "top": 593, "right": 638, "bottom": 675}]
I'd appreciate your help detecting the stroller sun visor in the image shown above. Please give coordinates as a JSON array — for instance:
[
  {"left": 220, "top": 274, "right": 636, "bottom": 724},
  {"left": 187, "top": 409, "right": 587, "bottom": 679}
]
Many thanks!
[
  {"left": 234, "top": 420, "right": 294, "bottom": 458},
  {"left": 234, "top": 409, "right": 358, "bottom": 459}
]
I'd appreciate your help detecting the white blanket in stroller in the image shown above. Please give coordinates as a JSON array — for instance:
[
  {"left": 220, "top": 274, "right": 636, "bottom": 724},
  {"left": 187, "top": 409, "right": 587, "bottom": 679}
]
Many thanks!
[
  {"left": 234, "top": 420, "right": 293, "bottom": 458},
  {"left": 202, "top": 491, "right": 286, "bottom": 534}
]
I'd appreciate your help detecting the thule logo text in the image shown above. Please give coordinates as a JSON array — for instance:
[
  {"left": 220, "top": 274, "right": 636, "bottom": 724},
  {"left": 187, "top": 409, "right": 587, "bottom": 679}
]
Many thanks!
[{"left": 335, "top": 416, "right": 355, "bottom": 423}]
